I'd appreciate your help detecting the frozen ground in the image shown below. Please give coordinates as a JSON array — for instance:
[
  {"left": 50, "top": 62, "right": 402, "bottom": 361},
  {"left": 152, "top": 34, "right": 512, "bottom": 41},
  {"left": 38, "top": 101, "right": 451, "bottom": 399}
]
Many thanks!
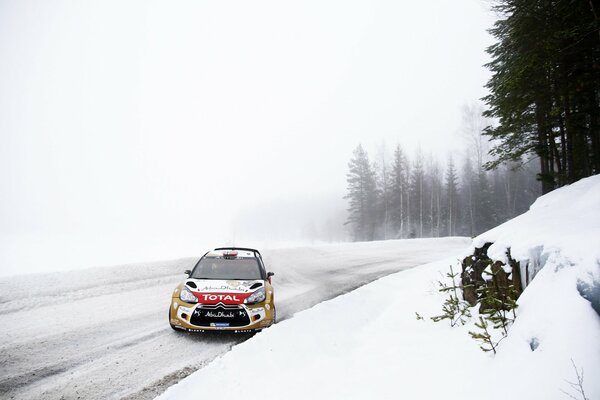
[
  {"left": 158, "top": 176, "right": 600, "bottom": 400},
  {"left": 0, "top": 237, "right": 469, "bottom": 400}
]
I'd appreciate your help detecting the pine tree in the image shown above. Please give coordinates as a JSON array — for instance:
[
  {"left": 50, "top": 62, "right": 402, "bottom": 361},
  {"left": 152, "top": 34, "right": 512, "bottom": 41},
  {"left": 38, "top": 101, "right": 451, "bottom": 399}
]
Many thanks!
[
  {"left": 411, "top": 148, "right": 425, "bottom": 237},
  {"left": 460, "top": 156, "right": 476, "bottom": 236},
  {"left": 483, "top": 0, "right": 600, "bottom": 192},
  {"left": 405, "top": 157, "right": 412, "bottom": 237},
  {"left": 344, "top": 145, "right": 378, "bottom": 241},
  {"left": 389, "top": 145, "right": 409, "bottom": 238},
  {"left": 475, "top": 170, "right": 497, "bottom": 232},
  {"left": 427, "top": 155, "right": 442, "bottom": 237},
  {"left": 374, "top": 147, "right": 392, "bottom": 240},
  {"left": 469, "top": 316, "right": 499, "bottom": 354},
  {"left": 431, "top": 265, "right": 471, "bottom": 326},
  {"left": 444, "top": 155, "right": 459, "bottom": 236}
]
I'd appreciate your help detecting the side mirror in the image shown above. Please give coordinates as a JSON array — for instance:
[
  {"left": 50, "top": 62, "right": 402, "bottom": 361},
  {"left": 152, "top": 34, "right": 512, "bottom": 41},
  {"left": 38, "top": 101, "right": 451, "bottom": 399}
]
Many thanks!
[
  {"left": 267, "top": 271, "right": 274, "bottom": 284},
  {"left": 184, "top": 270, "right": 191, "bottom": 276}
]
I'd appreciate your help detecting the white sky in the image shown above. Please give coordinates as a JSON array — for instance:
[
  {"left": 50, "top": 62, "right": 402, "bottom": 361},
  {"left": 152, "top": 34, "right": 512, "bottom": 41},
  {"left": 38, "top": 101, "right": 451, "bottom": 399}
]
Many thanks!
[{"left": 0, "top": 0, "right": 495, "bottom": 276}]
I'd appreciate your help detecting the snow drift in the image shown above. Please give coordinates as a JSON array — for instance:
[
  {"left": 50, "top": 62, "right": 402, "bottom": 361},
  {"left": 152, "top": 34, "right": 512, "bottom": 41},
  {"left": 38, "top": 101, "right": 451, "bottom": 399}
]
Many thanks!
[{"left": 156, "top": 175, "right": 600, "bottom": 400}]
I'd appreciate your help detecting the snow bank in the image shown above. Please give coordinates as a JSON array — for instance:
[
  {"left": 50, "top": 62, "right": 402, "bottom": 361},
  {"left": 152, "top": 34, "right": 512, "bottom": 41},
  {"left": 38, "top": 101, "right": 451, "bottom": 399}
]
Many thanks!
[
  {"left": 471, "top": 174, "right": 600, "bottom": 399},
  {"left": 474, "top": 174, "right": 600, "bottom": 283},
  {"left": 156, "top": 176, "right": 600, "bottom": 400}
]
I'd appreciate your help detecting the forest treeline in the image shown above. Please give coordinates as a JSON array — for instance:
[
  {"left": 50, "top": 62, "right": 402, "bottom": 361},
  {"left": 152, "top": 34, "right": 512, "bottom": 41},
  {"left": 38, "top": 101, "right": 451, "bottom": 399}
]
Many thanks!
[
  {"left": 484, "top": 0, "right": 600, "bottom": 193},
  {"left": 344, "top": 142, "right": 540, "bottom": 241},
  {"left": 344, "top": 0, "right": 600, "bottom": 241}
]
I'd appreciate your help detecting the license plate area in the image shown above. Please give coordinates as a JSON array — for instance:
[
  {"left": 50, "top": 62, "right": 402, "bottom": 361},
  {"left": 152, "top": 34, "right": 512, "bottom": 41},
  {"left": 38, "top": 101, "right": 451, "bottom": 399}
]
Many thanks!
[{"left": 189, "top": 305, "right": 250, "bottom": 327}]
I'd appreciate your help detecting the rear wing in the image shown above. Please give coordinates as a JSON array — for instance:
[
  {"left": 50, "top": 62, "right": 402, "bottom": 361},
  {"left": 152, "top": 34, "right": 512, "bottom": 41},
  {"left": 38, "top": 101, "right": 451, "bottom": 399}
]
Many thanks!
[{"left": 214, "top": 247, "right": 262, "bottom": 258}]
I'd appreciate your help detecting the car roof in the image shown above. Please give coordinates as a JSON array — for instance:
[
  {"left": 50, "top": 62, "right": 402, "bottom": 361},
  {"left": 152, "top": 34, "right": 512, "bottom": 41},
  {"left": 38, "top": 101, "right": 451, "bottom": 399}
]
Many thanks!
[{"left": 205, "top": 249, "right": 257, "bottom": 258}]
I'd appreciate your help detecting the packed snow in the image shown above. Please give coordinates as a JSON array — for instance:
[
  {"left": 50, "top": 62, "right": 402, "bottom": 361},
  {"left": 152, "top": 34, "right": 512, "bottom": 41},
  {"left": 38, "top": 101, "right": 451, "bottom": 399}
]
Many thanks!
[{"left": 157, "top": 175, "right": 600, "bottom": 400}]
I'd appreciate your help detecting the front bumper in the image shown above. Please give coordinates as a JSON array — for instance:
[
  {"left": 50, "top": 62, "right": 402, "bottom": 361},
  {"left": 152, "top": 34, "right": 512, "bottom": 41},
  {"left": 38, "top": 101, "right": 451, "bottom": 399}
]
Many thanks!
[{"left": 170, "top": 298, "right": 275, "bottom": 332}]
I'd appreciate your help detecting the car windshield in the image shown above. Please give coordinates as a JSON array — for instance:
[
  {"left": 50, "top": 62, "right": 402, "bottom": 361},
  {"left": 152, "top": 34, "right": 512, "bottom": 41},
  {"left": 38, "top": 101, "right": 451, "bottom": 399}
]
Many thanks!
[{"left": 191, "top": 257, "right": 262, "bottom": 280}]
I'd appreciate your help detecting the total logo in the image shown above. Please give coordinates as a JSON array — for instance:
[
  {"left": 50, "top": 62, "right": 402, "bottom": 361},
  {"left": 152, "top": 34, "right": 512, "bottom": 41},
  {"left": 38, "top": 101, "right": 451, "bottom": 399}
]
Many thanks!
[
  {"left": 201, "top": 294, "right": 240, "bottom": 302},
  {"left": 194, "top": 292, "right": 252, "bottom": 304}
]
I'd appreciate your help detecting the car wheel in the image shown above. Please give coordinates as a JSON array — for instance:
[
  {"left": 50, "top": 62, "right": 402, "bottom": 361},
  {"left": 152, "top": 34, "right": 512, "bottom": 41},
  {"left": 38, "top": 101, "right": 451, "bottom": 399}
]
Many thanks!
[{"left": 272, "top": 306, "right": 277, "bottom": 324}]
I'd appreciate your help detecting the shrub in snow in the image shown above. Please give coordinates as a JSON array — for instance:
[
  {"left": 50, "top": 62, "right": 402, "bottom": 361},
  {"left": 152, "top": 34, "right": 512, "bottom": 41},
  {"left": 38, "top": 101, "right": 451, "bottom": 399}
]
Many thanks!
[
  {"left": 429, "top": 241, "right": 522, "bottom": 353},
  {"left": 431, "top": 257, "right": 518, "bottom": 354},
  {"left": 478, "top": 263, "right": 519, "bottom": 335},
  {"left": 430, "top": 265, "right": 471, "bottom": 327},
  {"left": 469, "top": 316, "right": 499, "bottom": 353}
]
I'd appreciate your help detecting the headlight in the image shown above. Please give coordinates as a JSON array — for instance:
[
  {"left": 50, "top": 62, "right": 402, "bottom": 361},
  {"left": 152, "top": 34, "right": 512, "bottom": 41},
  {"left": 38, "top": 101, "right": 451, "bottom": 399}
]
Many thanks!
[
  {"left": 245, "top": 287, "right": 266, "bottom": 304},
  {"left": 180, "top": 286, "right": 198, "bottom": 303}
]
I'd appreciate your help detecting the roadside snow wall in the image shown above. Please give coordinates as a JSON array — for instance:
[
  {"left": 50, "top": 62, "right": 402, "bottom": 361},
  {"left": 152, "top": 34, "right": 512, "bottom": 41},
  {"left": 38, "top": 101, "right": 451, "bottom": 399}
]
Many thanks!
[{"left": 462, "top": 174, "right": 600, "bottom": 398}]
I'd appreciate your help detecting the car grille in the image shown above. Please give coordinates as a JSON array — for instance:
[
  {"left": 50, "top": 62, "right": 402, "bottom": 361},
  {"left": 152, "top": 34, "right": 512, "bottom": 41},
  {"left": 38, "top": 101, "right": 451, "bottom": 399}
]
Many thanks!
[{"left": 190, "top": 304, "right": 250, "bottom": 327}]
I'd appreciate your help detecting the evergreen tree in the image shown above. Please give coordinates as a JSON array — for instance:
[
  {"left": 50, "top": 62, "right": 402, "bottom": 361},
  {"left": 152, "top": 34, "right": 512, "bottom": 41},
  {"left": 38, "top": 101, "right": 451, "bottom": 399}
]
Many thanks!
[
  {"left": 427, "top": 155, "right": 443, "bottom": 237},
  {"left": 460, "top": 156, "right": 476, "bottom": 236},
  {"left": 410, "top": 148, "right": 426, "bottom": 237},
  {"left": 483, "top": 0, "right": 600, "bottom": 192},
  {"left": 405, "top": 156, "right": 412, "bottom": 237},
  {"left": 475, "top": 170, "right": 497, "bottom": 232},
  {"left": 444, "top": 155, "right": 459, "bottom": 236},
  {"left": 389, "top": 144, "right": 409, "bottom": 238},
  {"left": 374, "top": 147, "right": 392, "bottom": 240},
  {"left": 344, "top": 145, "right": 378, "bottom": 241}
]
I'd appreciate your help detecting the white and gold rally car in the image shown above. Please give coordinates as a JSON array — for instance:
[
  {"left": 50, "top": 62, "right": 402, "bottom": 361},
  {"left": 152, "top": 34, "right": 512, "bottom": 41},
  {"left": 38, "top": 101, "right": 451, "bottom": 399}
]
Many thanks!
[{"left": 169, "top": 247, "right": 275, "bottom": 332}]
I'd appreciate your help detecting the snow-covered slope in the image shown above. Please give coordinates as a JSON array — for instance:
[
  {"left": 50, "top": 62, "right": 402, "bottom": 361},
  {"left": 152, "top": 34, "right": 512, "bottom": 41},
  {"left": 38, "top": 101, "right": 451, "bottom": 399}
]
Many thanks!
[{"left": 157, "top": 175, "right": 600, "bottom": 400}]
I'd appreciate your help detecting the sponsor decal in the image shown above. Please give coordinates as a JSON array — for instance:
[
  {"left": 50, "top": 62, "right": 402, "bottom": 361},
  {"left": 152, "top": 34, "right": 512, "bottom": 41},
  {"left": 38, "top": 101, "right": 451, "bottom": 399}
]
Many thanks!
[
  {"left": 198, "top": 284, "right": 239, "bottom": 291},
  {"left": 193, "top": 292, "right": 252, "bottom": 304},
  {"left": 205, "top": 311, "right": 235, "bottom": 318},
  {"left": 193, "top": 280, "right": 259, "bottom": 292}
]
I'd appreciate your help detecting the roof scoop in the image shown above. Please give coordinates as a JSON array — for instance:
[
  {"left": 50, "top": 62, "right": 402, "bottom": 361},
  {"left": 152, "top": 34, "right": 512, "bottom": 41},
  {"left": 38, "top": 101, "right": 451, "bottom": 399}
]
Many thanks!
[{"left": 223, "top": 250, "right": 238, "bottom": 258}]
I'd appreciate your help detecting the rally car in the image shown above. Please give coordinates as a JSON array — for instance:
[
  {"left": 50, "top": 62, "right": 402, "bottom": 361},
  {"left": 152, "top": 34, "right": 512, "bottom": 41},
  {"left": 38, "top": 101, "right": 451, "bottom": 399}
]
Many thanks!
[{"left": 169, "top": 247, "right": 276, "bottom": 332}]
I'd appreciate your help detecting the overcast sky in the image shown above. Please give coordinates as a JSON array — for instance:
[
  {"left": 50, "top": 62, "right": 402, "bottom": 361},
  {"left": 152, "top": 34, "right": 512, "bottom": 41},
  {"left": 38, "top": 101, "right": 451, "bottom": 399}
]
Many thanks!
[{"left": 0, "top": 0, "right": 495, "bottom": 276}]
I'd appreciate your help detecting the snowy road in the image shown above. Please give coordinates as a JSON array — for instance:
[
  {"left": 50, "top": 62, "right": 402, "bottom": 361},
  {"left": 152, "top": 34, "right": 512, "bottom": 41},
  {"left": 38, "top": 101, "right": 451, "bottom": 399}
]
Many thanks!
[{"left": 0, "top": 238, "right": 469, "bottom": 400}]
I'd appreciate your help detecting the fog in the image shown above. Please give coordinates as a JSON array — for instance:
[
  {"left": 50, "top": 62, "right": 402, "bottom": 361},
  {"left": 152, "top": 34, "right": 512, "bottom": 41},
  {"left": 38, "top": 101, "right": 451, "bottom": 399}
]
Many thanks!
[{"left": 0, "top": 0, "right": 493, "bottom": 276}]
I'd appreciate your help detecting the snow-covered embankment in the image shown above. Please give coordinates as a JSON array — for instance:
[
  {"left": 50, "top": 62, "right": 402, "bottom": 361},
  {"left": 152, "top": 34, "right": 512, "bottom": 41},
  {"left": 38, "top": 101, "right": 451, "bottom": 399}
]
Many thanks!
[{"left": 157, "top": 175, "right": 600, "bottom": 400}]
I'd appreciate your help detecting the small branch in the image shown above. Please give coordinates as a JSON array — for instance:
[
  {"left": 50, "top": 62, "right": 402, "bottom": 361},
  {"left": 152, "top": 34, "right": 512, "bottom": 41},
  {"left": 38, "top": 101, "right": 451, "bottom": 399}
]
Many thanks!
[{"left": 560, "top": 359, "right": 589, "bottom": 400}]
